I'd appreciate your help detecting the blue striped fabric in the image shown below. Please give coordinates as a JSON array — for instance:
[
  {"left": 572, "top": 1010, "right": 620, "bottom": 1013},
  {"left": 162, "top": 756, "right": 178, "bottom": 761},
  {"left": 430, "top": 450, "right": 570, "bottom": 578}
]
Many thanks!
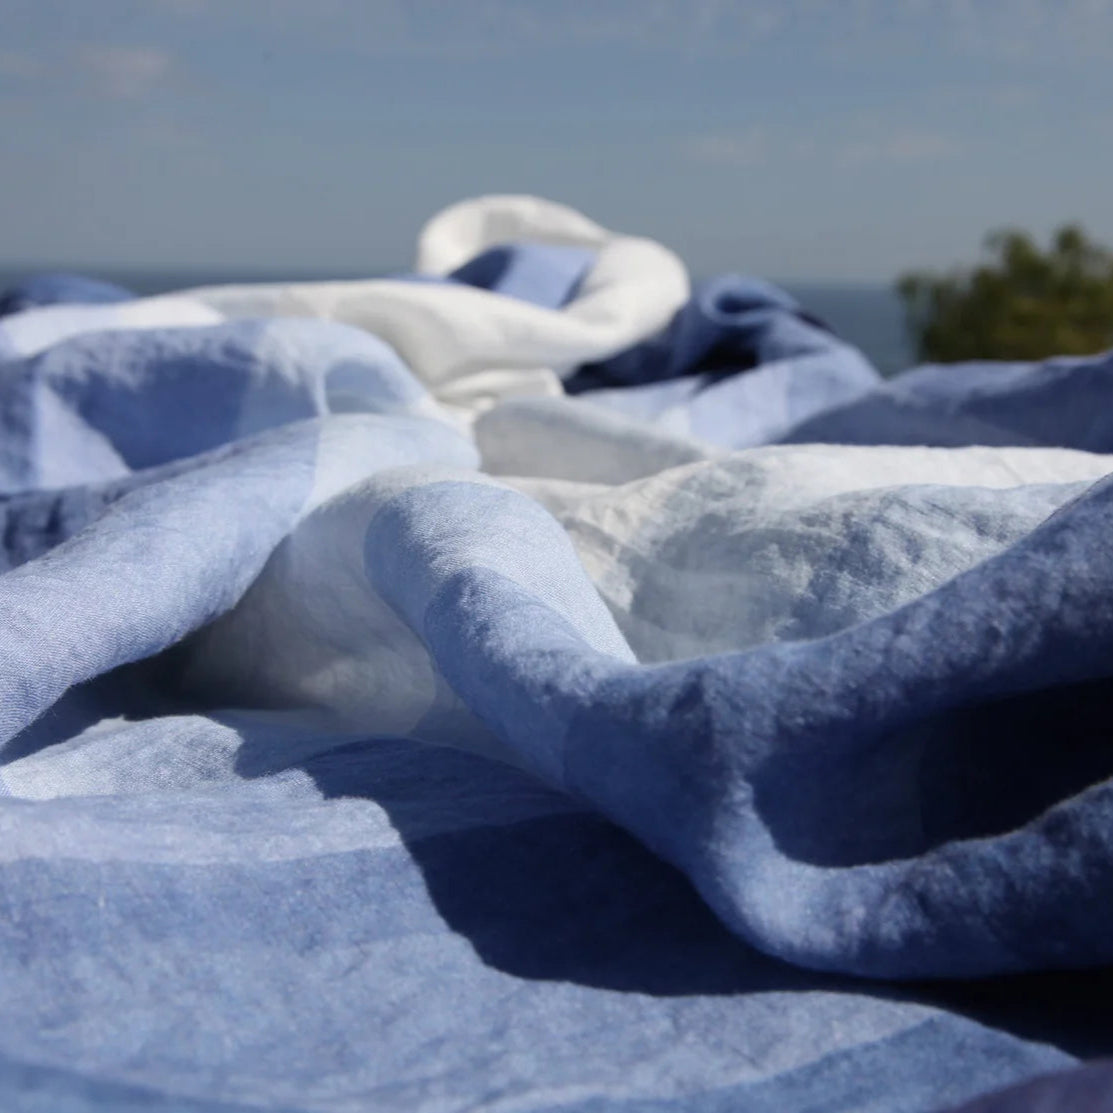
[{"left": 0, "top": 223, "right": 1110, "bottom": 1112}]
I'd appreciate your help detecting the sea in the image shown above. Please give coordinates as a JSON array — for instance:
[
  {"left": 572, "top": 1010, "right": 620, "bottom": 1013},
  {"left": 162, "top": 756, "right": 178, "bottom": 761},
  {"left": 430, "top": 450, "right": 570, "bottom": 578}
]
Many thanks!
[{"left": 0, "top": 267, "right": 916, "bottom": 378}]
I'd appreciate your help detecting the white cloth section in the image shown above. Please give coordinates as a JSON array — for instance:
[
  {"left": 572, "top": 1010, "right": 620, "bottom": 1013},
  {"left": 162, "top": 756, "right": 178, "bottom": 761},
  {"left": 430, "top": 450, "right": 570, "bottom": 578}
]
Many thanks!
[
  {"left": 415, "top": 195, "right": 613, "bottom": 274},
  {"left": 434, "top": 367, "right": 565, "bottom": 424},
  {"left": 514, "top": 444, "right": 1113, "bottom": 663},
  {"left": 181, "top": 195, "right": 690, "bottom": 406},
  {"left": 0, "top": 296, "right": 225, "bottom": 361},
  {"left": 477, "top": 396, "right": 718, "bottom": 484}
]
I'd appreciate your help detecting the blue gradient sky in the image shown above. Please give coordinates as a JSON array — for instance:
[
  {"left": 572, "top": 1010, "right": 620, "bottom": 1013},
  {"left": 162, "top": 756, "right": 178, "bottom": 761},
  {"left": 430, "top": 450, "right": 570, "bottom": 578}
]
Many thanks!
[{"left": 2, "top": 0, "right": 1112, "bottom": 280}]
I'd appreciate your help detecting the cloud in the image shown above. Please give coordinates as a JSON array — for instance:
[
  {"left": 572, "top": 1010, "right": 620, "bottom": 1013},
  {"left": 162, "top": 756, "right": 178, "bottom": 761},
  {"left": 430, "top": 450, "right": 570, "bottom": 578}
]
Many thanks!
[
  {"left": 12, "top": 0, "right": 1111, "bottom": 68},
  {"left": 683, "top": 127, "right": 958, "bottom": 172},
  {"left": 77, "top": 46, "right": 173, "bottom": 98},
  {"left": 908, "top": 0, "right": 1113, "bottom": 59},
  {"left": 683, "top": 129, "right": 769, "bottom": 168},
  {"left": 677, "top": 0, "right": 1113, "bottom": 60},
  {"left": 989, "top": 84, "right": 1042, "bottom": 108},
  {"left": 681, "top": 0, "right": 784, "bottom": 55},
  {"left": 0, "top": 50, "right": 41, "bottom": 80},
  {"left": 156, "top": 0, "right": 208, "bottom": 13},
  {"left": 24, "top": 0, "right": 1095, "bottom": 68},
  {"left": 836, "top": 131, "right": 960, "bottom": 167},
  {"left": 166, "top": 0, "right": 789, "bottom": 58},
  {"left": 886, "top": 132, "right": 960, "bottom": 163}
]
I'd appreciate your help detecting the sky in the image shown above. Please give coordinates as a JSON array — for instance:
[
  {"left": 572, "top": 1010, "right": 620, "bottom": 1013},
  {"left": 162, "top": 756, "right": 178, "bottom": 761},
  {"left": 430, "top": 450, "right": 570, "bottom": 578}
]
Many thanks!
[{"left": 2, "top": 0, "right": 1112, "bottom": 282}]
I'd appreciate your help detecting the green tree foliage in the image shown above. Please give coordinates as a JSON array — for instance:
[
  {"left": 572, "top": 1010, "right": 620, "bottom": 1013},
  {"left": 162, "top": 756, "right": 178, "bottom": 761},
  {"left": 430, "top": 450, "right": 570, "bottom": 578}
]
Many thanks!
[{"left": 898, "top": 225, "right": 1113, "bottom": 362}]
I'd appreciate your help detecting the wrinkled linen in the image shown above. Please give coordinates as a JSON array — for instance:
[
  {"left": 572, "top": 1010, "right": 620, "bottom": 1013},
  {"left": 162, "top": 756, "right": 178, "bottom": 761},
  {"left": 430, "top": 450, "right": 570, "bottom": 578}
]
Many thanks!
[
  {"left": 944, "top": 1060, "right": 1113, "bottom": 1113},
  {"left": 0, "top": 273, "right": 134, "bottom": 317},
  {"left": 1, "top": 195, "right": 1112, "bottom": 1112}
]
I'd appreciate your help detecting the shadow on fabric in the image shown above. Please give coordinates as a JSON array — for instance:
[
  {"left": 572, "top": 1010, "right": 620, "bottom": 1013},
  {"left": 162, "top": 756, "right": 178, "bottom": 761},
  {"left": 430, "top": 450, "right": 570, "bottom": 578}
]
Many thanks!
[{"left": 230, "top": 732, "right": 1113, "bottom": 1059}]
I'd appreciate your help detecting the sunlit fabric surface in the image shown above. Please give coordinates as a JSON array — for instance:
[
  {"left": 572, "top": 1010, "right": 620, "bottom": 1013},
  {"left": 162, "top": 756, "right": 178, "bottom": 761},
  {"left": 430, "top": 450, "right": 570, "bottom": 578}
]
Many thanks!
[{"left": 1, "top": 195, "right": 1111, "bottom": 1113}]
